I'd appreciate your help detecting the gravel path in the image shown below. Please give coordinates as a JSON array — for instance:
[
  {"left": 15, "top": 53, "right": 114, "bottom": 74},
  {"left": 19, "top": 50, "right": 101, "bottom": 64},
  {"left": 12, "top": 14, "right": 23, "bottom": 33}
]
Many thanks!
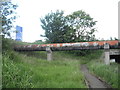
[{"left": 81, "top": 64, "right": 112, "bottom": 89}]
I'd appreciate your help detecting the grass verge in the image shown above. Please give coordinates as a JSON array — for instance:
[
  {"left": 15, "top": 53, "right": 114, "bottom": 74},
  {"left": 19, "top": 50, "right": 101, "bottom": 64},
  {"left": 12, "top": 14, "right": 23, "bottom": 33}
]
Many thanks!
[
  {"left": 2, "top": 51, "right": 86, "bottom": 88},
  {"left": 87, "top": 61, "right": 118, "bottom": 88},
  {"left": 78, "top": 50, "right": 119, "bottom": 88}
]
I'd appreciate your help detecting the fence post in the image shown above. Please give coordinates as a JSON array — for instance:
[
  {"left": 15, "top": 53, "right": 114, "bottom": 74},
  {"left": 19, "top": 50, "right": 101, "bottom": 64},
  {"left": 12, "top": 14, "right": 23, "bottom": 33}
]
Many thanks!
[
  {"left": 104, "top": 43, "right": 110, "bottom": 65},
  {"left": 46, "top": 46, "right": 52, "bottom": 61}
]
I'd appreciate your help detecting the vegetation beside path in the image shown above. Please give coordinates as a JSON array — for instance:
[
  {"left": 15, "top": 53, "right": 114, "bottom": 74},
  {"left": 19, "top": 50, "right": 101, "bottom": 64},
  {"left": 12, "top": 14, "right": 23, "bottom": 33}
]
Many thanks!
[
  {"left": 2, "top": 38, "right": 119, "bottom": 88},
  {"left": 88, "top": 61, "right": 118, "bottom": 88},
  {"left": 78, "top": 50, "right": 119, "bottom": 88},
  {"left": 3, "top": 51, "right": 87, "bottom": 88},
  {"left": 2, "top": 39, "right": 86, "bottom": 88}
]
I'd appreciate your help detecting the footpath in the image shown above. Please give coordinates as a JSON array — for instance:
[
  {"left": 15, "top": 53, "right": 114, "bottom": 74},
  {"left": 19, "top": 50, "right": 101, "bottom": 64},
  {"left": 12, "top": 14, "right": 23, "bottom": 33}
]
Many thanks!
[{"left": 81, "top": 64, "right": 113, "bottom": 89}]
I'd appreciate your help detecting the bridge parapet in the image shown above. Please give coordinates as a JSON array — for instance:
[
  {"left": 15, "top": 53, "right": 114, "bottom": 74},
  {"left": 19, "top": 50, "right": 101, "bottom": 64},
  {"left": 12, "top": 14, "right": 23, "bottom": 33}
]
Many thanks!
[
  {"left": 109, "top": 49, "right": 120, "bottom": 55},
  {"left": 14, "top": 40, "right": 120, "bottom": 63},
  {"left": 14, "top": 40, "right": 120, "bottom": 51}
]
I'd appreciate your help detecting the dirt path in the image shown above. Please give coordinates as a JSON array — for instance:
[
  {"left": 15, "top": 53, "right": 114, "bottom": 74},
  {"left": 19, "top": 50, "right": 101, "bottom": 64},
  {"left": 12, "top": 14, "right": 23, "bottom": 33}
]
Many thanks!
[{"left": 81, "top": 64, "right": 112, "bottom": 88}]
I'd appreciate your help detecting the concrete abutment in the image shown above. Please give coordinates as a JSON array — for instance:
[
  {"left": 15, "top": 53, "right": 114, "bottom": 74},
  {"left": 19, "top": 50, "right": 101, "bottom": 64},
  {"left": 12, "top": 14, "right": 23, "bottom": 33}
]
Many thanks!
[
  {"left": 104, "top": 43, "right": 120, "bottom": 65},
  {"left": 46, "top": 46, "right": 52, "bottom": 61}
]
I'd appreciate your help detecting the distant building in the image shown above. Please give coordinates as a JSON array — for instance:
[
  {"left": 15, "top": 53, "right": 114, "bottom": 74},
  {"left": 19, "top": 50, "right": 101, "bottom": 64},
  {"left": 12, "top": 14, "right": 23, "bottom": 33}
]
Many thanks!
[{"left": 16, "top": 25, "right": 23, "bottom": 41}]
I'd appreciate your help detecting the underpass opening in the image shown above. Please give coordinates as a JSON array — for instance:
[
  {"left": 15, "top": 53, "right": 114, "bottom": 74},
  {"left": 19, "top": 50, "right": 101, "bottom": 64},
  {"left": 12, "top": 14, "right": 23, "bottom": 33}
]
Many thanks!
[{"left": 110, "top": 55, "right": 120, "bottom": 63}]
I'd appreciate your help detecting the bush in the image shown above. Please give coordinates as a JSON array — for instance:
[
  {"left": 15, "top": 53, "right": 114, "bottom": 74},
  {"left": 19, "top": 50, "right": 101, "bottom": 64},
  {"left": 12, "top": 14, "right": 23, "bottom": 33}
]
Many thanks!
[
  {"left": 2, "top": 38, "right": 34, "bottom": 88},
  {"left": 2, "top": 38, "right": 14, "bottom": 52},
  {"left": 2, "top": 55, "right": 34, "bottom": 88},
  {"left": 88, "top": 62, "right": 118, "bottom": 88}
]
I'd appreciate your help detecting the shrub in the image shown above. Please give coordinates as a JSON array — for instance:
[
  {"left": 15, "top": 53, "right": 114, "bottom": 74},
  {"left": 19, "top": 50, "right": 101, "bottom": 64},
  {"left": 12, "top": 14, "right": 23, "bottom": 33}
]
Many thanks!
[{"left": 2, "top": 55, "right": 34, "bottom": 88}]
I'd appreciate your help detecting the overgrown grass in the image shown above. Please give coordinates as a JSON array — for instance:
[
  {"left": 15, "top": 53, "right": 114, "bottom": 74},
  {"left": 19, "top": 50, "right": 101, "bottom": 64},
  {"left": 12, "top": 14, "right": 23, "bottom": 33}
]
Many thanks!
[
  {"left": 2, "top": 50, "right": 87, "bottom": 88},
  {"left": 0, "top": 53, "right": 2, "bottom": 89},
  {"left": 53, "top": 50, "right": 119, "bottom": 88},
  {"left": 77, "top": 50, "right": 119, "bottom": 88},
  {"left": 2, "top": 38, "right": 87, "bottom": 88},
  {"left": 2, "top": 38, "right": 119, "bottom": 88},
  {"left": 87, "top": 61, "right": 118, "bottom": 88},
  {"left": 78, "top": 50, "right": 103, "bottom": 64},
  {"left": 14, "top": 40, "right": 46, "bottom": 45},
  {"left": 2, "top": 54, "right": 34, "bottom": 88},
  {"left": 27, "top": 59, "right": 86, "bottom": 88}
]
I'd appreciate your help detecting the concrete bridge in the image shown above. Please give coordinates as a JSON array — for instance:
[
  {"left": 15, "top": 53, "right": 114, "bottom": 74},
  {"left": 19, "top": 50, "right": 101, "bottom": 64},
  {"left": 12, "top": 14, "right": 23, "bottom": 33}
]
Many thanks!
[{"left": 14, "top": 40, "right": 120, "bottom": 65}]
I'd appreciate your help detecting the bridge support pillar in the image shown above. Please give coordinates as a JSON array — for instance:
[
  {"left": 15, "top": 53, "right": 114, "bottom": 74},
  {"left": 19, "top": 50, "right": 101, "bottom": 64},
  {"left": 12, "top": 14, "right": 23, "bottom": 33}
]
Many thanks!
[
  {"left": 46, "top": 46, "right": 52, "bottom": 61},
  {"left": 104, "top": 43, "right": 110, "bottom": 65}
]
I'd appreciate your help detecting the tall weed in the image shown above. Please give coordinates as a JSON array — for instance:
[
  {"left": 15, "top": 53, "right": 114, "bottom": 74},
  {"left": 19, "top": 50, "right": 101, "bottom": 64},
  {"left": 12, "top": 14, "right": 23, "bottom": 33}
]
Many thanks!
[
  {"left": 2, "top": 55, "right": 34, "bottom": 88},
  {"left": 88, "top": 61, "right": 118, "bottom": 88}
]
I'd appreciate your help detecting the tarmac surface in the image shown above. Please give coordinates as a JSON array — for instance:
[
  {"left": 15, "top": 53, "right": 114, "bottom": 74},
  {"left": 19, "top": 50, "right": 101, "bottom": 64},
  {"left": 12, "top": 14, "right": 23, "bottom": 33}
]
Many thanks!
[{"left": 81, "top": 64, "right": 113, "bottom": 89}]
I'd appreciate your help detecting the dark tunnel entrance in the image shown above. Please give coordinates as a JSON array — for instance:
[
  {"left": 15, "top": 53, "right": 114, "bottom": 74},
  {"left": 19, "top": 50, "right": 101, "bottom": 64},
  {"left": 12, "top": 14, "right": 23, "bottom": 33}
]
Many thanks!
[{"left": 110, "top": 55, "right": 120, "bottom": 63}]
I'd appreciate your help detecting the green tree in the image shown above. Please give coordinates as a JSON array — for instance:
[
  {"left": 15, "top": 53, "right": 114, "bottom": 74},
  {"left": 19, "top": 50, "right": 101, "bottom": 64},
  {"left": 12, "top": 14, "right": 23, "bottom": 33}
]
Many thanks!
[
  {"left": 40, "top": 10, "right": 72, "bottom": 43},
  {"left": 66, "top": 10, "right": 97, "bottom": 42},
  {"left": 1, "top": 1, "right": 18, "bottom": 37},
  {"left": 40, "top": 10, "right": 97, "bottom": 43}
]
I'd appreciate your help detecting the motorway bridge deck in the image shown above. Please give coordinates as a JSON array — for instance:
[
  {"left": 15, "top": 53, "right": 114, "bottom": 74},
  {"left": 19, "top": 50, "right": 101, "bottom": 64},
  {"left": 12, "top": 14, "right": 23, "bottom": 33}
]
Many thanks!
[
  {"left": 14, "top": 40, "right": 120, "bottom": 64},
  {"left": 14, "top": 40, "right": 120, "bottom": 51}
]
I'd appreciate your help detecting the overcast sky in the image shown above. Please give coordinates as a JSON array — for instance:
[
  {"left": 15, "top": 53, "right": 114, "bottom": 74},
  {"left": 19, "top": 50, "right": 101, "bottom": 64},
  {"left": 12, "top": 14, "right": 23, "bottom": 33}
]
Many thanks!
[{"left": 12, "top": 0, "right": 119, "bottom": 42}]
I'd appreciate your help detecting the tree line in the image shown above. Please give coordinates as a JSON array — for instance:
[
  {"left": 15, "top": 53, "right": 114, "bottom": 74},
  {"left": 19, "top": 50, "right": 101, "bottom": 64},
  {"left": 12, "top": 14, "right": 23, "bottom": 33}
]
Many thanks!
[
  {"left": 40, "top": 10, "right": 97, "bottom": 43},
  {"left": 1, "top": 1, "right": 18, "bottom": 38},
  {"left": 1, "top": 1, "right": 97, "bottom": 43}
]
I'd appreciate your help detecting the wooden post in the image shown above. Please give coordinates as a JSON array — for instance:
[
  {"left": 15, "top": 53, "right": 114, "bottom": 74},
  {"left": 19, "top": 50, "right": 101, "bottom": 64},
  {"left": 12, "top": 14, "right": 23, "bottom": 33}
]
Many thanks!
[
  {"left": 46, "top": 46, "right": 52, "bottom": 61},
  {"left": 104, "top": 43, "right": 110, "bottom": 65}
]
